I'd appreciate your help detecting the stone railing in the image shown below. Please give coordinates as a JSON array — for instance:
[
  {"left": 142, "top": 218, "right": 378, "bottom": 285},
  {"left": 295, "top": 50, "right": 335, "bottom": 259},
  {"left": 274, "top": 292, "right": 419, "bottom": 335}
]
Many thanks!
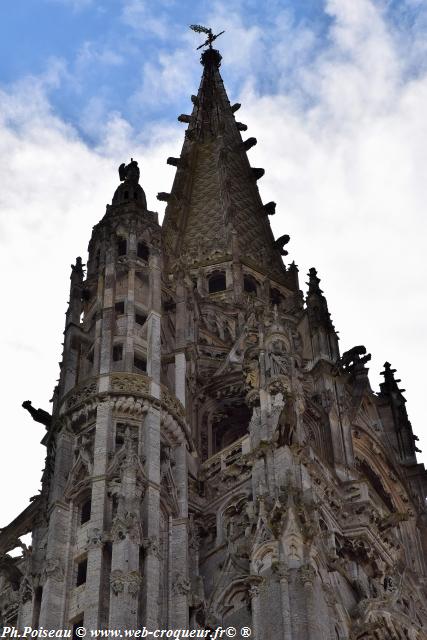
[{"left": 201, "top": 435, "right": 250, "bottom": 483}]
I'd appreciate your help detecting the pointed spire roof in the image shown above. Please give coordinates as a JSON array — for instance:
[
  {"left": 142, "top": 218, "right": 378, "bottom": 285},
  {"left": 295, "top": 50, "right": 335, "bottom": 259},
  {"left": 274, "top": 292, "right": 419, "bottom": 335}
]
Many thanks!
[
  {"left": 378, "top": 362, "right": 421, "bottom": 460},
  {"left": 161, "top": 47, "right": 290, "bottom": 285},
  {"left": 306, "top": 268, "right": 336, "bottom": 331}
]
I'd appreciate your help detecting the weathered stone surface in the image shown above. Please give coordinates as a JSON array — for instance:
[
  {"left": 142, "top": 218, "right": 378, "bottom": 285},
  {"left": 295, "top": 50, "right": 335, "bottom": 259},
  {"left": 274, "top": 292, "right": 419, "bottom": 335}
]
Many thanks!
[{"left": 1, "top": 43, "right": 426, "bottom": 638}]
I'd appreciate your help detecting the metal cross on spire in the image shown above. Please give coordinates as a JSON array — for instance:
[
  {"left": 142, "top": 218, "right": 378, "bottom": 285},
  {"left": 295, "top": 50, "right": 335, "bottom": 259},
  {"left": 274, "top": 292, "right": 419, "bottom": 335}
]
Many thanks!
[{"left": 189, "top": 24, "right": 225, "bottom": 50}]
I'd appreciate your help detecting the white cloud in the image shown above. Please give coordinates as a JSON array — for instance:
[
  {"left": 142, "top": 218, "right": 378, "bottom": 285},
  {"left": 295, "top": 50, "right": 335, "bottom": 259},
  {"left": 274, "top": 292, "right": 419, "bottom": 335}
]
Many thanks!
[
  {"left": 121, "top": 0, "right": 172, "bottom": 40},
  {"left": 76, "top": 41, "right": 125, "bottom": 68},
  {"left": 0, "top": 73, "right": 179, "bottom": 527},
  {"left": 46, "top": 0, "right": 94, "bottom": 10},
  {"left": 236, "top": 0, "right": 427, "bottom": 461}
]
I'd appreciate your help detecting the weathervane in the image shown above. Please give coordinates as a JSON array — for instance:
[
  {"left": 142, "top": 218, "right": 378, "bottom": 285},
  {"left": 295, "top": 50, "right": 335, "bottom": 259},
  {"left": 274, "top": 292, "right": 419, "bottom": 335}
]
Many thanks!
[{"left": 190, "top": 24, "right": 225, "bottom": 50}]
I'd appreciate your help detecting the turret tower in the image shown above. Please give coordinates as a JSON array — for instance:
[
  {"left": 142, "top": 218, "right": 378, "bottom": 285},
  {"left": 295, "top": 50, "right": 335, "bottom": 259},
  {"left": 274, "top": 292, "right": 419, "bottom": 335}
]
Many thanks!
[{"left": 1, "top": 34, "right": 426, "bottom": 639}]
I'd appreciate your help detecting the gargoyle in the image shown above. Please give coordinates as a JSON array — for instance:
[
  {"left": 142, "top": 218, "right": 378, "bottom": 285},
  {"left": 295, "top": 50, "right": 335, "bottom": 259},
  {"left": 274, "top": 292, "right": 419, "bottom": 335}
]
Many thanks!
[
  {"left": 22, "top": 401, "right": 51, "bottom": 428},
  {"left": 339, "top": 345, "right": 371, "bottom": 372},
  {"left": 275, "top": 234, "right": 290, "bottom": 256}
]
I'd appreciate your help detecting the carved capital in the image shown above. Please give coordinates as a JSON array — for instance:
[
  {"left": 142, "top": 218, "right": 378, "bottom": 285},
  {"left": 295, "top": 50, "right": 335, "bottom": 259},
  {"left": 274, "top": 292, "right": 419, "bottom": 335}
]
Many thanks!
[
  {"left": 127, "top": 571, "right": 142, "bottom": 598},
  {"left": 142, "top": 535, "right": 161, "bottom": 559},
  {"left": 272, "top": 561, "right": 289, "bottom": 582},
  {"left": 172, "top": 573, "right": 191, "bottom": 596},
  {"left": 111, "top": 512, "right": 142, "bottom": 545},
  {"left": 87, "top": 527, "right": 104, "bottom": 549},
  {"left": 248, "top": 584, "right": 260, "bottom": 599},
  {"left": 298, "top": 563, "right": 316, "bottom": 586},
  {"left": 110, "top": 569, "right": 125, "bottom": 595}
]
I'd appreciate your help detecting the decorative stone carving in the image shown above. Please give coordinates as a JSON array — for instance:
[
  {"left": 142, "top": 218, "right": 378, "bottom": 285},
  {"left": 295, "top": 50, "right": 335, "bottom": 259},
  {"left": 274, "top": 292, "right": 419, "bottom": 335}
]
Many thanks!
[
  {"left": 127, "top": 571, "right": 142, "bottom": 597},
  {"left": 19, "top": 575, "right": 33, "bottom": 604},
  {"left": 244, "top": 358, "right": 260, "bottom": 389},
  {"left": 298, "top": 563, "right": 316, "bottom": 586},
  {"left": 111, "top": 373, "right": 150, "bottom": 395},
  {"left": 44, "top": 558, "right": 65, "bottom": 583},
  {"left": 161, "top": 386, "right": 186, "bottom": 420},
  {"left": 87, "top": 527, "right": 103, "bottom": 549},
  {"left": 66, "top": 380, "right": 97, "bottom": 409},
  {"left": 172, "top": 573, "right": 191, "bottom": 596},
  {"left": 142, "top": 536, "right": 161, "bottom": 559},
  {"left": 110, "top": 569, "right": 125, "bottom": 595}
]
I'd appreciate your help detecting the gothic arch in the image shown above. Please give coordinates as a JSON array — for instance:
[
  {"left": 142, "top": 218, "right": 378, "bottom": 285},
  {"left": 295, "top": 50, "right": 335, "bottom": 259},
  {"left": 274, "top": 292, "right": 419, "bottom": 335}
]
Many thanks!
[{"left": 352, "top": 430, "right": 408, "bottom": 513}]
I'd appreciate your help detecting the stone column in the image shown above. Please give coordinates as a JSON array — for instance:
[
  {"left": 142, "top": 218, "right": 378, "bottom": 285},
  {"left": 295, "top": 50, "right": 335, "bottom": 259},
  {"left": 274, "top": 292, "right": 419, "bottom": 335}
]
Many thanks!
[
  {"left": 17, "top": 584, "right": 33, "bottom": 630},
  {"left": 99, "top": 246, "right": 115, "bottom": 379},
  {"left": 124, "top": 263, "right": 136, "bottom": 372},
  {"left": 171, "top": 443, "right": 189, "bottom": 628},
  {"left": 249, "top": 583, "right": 262, "bottom": 640},
  {"left": 274, "top": 563, "right": 292, "bottom": 640},
  {"left": 299, "top": 564, "right": 317, "bottom": 640},
  {"left": 82, "top": 400, "right": 112, "bottom": 629},
  {"left": 175, "top": 352, "right": 186, "bottom": 407},
  {"left": 108, "top": 540, "right": 140, "bottom": 628},
  {"left": 109, "top": 429, "right": 145, "bottom": 627},
  {"left": 141, "top": 407, "right": 161, "bottom": 630},
  {"left": 38, "top": 511, "right": 69, "bottom": 628}
]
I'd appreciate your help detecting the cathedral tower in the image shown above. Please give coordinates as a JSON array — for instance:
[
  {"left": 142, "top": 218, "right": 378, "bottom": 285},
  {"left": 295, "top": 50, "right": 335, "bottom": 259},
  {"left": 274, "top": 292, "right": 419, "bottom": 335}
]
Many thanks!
[{"left": 1, "top": 40, "right": 427, "bottom": 639}]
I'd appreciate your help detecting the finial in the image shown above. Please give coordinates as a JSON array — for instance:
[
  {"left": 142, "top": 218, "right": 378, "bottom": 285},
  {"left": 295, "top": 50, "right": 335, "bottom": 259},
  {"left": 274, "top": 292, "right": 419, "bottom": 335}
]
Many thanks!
[
  {"left": 307, "top": 267, "right": 323, "bottom": 293},
  {"left": 190, "top": 24, "right": 224, "bottom": 67},
  {"left": 381, "top": 361, "right": 397, "bottom": 379},
  {"left": 190, "top": 24, "right": 225, "bottom": 50}
]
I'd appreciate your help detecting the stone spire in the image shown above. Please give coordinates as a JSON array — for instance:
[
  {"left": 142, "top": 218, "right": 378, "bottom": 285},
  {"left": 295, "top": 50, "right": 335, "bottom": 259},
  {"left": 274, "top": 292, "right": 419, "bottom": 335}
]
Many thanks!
[
  {"left": 161, "top": 46, "right": 290, "bottom": 285},
  {"left": 305, "top": 268, "right": 339, "bottom": 361},
  {"left": 378, "top": 362, "right": 420, "bottom": 464}
]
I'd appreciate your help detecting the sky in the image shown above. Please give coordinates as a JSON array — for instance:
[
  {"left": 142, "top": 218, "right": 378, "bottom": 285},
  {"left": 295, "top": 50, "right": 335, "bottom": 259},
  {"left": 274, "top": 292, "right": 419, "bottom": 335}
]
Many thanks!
[{"left": 1, "top": 0, "right": 427, "bottom": 527}]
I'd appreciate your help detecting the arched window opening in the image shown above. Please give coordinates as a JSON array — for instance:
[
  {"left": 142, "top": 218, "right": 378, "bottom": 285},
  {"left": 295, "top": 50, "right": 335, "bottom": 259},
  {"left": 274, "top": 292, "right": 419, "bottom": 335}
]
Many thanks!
[
  {"left": 243, "top": 274, "right": 257, "bottom": 295},
  {"left": 33, "top": 586, "right": 43, "bottom": 628},
  {"left": 113, "top": 344, "right": 123, "bottom": 362},
  {"left": 137, "top": 242, "right": 149, "bottom": 261},
  {"left": 212, "top": 402, "right": 251, "bottom": 455},
  {"left": 115, "top": 301, "right": 125, "bottom": 315},
  {"left": 134, "top": 354, "right": 147, "bottom": 372},
  {"left": 80, "top": 498, "right": 92, "bottom": 525},
  {"left": 135, "top": 312, "right": 147, "bottom": 326},
  {"left": 356, "top": 458, "right": 395, "bottom": 512},
  {"left": 270, "top": 287, "right": 284, "bottom": 307},
  {"left": 208, "top": 272, "right": 226, "bottom": 293},
  {"left": 76, "top": 558, "right": 87, "bottom": 587},
  {"left": 72, "top": 618, "right": 85, "bottom": 639},
  {"left": 117, "top": 238, "right": 127, "bottom": 256}
]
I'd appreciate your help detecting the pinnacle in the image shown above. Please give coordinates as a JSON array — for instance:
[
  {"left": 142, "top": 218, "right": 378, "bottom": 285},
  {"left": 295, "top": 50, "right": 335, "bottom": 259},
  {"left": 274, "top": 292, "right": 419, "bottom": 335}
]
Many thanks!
[
  {"left": 161, "top": 48, "right": 288, "bottom": 282},
  {"left": 307, "top": 267, "right": 323, "bottom": 294}
]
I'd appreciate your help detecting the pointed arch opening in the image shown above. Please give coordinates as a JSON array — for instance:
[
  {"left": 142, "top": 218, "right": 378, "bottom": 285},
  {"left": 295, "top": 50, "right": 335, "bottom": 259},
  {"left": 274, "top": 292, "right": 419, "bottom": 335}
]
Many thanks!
[{"left": 208, "top": 271, "right": 226, "bottom": 293}]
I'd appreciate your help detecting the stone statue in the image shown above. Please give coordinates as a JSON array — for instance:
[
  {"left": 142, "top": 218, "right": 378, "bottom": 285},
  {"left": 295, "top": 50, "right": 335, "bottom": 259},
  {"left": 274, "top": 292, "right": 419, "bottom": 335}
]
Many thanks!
[
  {"left": 265, "top": 340, "right": 290, "bottom": 378},
  {"left": 118, "top": 159, "right": 140, "bottom": 184}
]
